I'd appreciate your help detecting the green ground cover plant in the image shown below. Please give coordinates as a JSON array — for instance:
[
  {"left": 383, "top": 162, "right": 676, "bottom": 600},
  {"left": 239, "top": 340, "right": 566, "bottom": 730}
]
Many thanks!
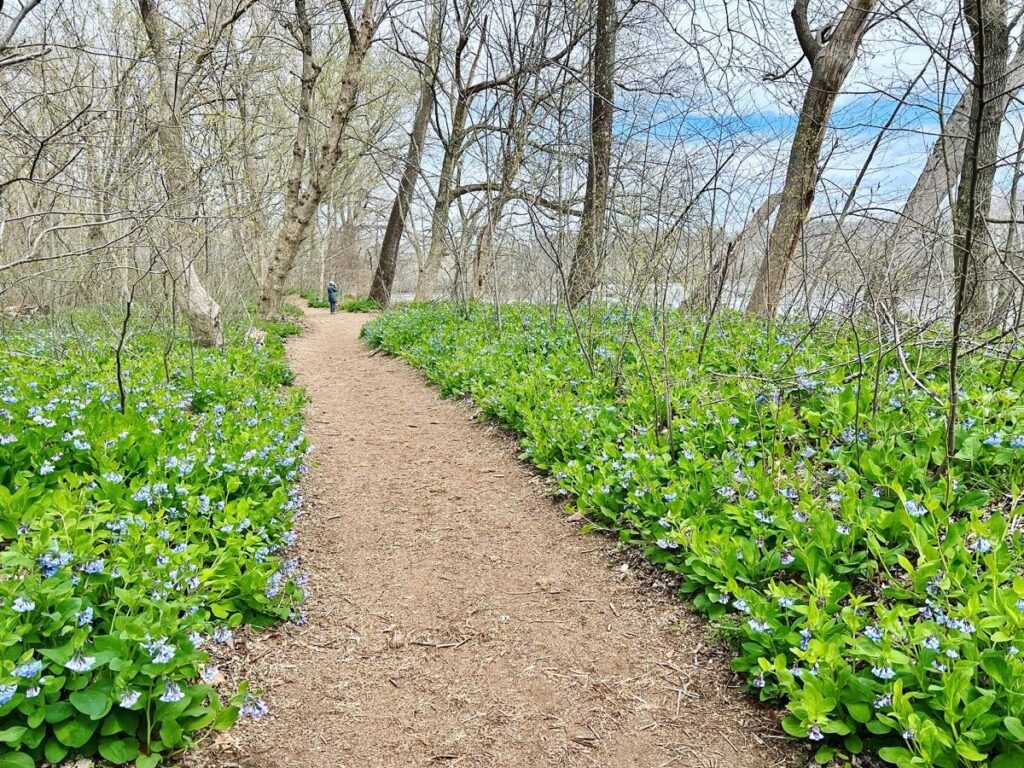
[
  {"left": 364, "top": 303, "right": 1024, "bottom": 768},
  {"left": 0, "top": 316, "right": 308, "bottom": 767},
  {"left": 293, "top": 290, "right": 379, "bottom": 313},
  {"left": 296, "top": 289, "right": 328, "bottom": 309},
  {"left": 336, "top": 297, "right": 381, "bottom": 313}
]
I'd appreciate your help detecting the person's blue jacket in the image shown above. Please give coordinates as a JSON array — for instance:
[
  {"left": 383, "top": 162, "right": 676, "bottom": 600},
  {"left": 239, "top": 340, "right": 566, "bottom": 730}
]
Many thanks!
[{"left": 327, "top": 284, "right": 338, "bottom": 303}]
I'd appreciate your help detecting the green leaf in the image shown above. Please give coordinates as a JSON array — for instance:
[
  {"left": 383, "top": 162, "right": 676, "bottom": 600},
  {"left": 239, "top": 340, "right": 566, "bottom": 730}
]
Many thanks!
[
  {"left": 955, "top": 739, "right": 987, "bottom": 762},
  {"left": 814, "top": 745, "right": 836, "bottom": 764},
  {"left": 99, "top": 737, "right": 140, "bottom": 765},
  {"left": 213, "top": 706, "right": 239, "bottom": 730},
  {"left": 43, "top": 739, "right": 67, "bottom": 765},
  {"left": 44, "top": 702, "right": 73, "bottom": 724},
  {"left": 992, "top": 754, "right": 1024, "bottom": 768},
  {"left": 878, "top": 746, "right": 914, "bottom": 765},
  {"left": 0, "top": 753, "right": 33, "bottom": 768},
  {"left": 0, "top": 729, "right": 26, "bottom": 746},
  {"left": 956, "top": 436, "right": 981, "bottom": 461},
  {"left": 53, "top": 716, "right": 97, "bottom": 748},
  {"left": 159, "top": 719, "right": 182, "bottom": 748},
  {"left": 136, "top": 752, "right": 161, "bottom": 768},
  {"left": 780, "top": 715, "right": 806, "bottom": 737},
  {"left": 846, "top": 703, "right": 872, "bottom": 723},
  {"left": 70, "top": 688, "right": 112, "bottom": 719},
  {"left": 1005, "top": 717, "right": 1024, "bottom": 741}
]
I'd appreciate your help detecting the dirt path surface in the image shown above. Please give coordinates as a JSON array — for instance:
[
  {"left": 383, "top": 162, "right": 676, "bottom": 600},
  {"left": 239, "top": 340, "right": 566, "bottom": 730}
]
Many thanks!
[{"left": 201, "top": 308, "right": 801, "bottom": 768}]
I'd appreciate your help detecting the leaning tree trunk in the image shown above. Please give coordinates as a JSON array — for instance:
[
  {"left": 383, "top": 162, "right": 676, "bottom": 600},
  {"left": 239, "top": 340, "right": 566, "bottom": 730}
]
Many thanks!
[
  {"left": 951, "top": 0, "right": 1011, "bottom": 326},
  {"left": 369, "top": 0, "right": 444, "bottom": 306},
  {"left": 683, "top": 193, "right": 782, "bottom": 312},
  {"left": 745, "top": 0, "right": 876, "bottom": 318},
  {"left": 259, "top": 0, "right": 376, "bottom": 317},
  {"left": 992, "top": 121, "right": 1024, "bottom": 323},
  {"left": 138, "top": 0, "right": 223, "bottom": 347},
  {"left": 891, "top": 45, "right": 1024, "bottom": 267},
  {"left": 565, "top": 0, "right": 616, "bottom": 308}
]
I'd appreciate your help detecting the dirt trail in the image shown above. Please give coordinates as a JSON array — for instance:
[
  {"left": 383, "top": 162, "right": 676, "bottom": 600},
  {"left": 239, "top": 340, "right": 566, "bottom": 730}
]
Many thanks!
[{"left": 200, "top": 308, "right": 800, "bottom": 768}]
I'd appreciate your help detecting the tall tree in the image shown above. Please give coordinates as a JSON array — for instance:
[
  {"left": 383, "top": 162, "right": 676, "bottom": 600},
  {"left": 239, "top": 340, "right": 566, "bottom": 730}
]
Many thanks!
[
  {"left": 951, "top": 0, "right": 1012, "bottom": 324},
  {"left": 744, "top": 0, "right": 876, "bottom": 318},
  {"left": 945, "top": 0, "right": 1012, "bottom": 471},
  {"left": 413, "top": 0, "right": 583, "bottom": 301},
  {"left": 564, "top": 0, "right": 616, "bottom": 308},
  {"left": 137, "top": 0, "right": 243, "bottom": 347},
  {"left": 369, "top": 0, "right": 445, "bottom": 307},
  {"left": 259, "top": 0, "right": 379, "bottom": 316}
]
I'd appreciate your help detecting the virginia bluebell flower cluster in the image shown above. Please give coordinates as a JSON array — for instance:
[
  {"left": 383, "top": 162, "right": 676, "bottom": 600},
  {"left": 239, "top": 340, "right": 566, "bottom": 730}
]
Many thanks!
[
  {"left": 0, "top": 318, "right": 308, "bottom": 765},
  {"left": 366, "top": 303, "right": 1024, "bottom": 768}
]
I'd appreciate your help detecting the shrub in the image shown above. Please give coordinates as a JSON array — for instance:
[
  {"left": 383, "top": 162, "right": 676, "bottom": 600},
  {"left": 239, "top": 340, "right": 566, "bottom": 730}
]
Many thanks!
[
  {"left": 295, "top": 289, "right": 327, "bottom": 309},
  {"left": 0, "top": 317, "right": 308, "bottom": 766},
  {"left": 336, "top": 297, "right": 380, "bottom": 313},
  {"left": 364, "top": 303, "right": 1024, "bottom": 768},
  {"left": 292, "top": 290, "right": 379, "bottom": 312}
]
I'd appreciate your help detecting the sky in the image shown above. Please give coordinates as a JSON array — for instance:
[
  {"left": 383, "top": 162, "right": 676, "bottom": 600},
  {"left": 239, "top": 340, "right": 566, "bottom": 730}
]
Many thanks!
[{"left": 610, "top": 0, "right": 1024, "bottom": 228}]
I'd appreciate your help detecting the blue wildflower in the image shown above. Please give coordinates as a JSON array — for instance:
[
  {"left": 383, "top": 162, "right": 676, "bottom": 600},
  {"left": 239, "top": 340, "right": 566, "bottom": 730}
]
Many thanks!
[
  {"left": 799, "top": 629, "right": 812, "bottom": 650},
  {"left": 200, "top": 665, "right": 221, "bottom": 683},
  {"left": 872, "top": 666, "right": 896, "bottom": 680},
  {"left": 142, "top": 637, "right": 175, "bottom": 664},
  {"left": 159, "top": 682, "right": 184, "bottom": 703},
  {"left": 968, "top": 537, "right": 992, "bottom": 554},
  {"left": 904, "top": 500, "right": 927, "bottom": 518},
  {"left": 12, "top": 597, "right": 35, "bottom": 613},
  {"left": 65, "top": 654, "right": 96, "bottom": 673},
  {"left": 213, "top": 626, "right": 233, "bottom": 644},
  {"left": 13, "top": 660, "right": 42, "bottom": 678},
  {"left": 240, "top": 695, "right": 268, "bottom": 718}
]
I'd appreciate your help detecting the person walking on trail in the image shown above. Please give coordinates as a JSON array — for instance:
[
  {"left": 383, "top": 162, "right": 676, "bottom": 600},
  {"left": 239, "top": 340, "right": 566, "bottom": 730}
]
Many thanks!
[{"left": 327, "top": 281, "right": 339, "bottom": 314}]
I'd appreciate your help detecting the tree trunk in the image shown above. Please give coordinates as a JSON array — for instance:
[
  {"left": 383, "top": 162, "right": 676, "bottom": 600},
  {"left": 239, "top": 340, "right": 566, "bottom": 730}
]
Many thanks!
[
  {"left": 470, "top": 96, "right": 530, "bottom": 301},
  {"left": 951, "top": 0, "right": 1010, "bottom": 326},
  {"left": 745, "top": 0, "right": 876, "bottom": 318},
  {"left": 892, "top": 45, "right": 1024, "bottom": 264},
  {"left": 137, "top": 0, "right": 223, "bottom": 346},
  {"left": 565, "top": 0, "right": 616, "bottom": 308},
  {"left": 470, "top": 187, "right": 513, "bottom": 302},
  {"left": 259, "top": 0, "right": 376, "bottom": 316},
  {"left": 683, "top": 193, "right": 781, "bottom": 312},
  {"left": 992, "top": 120, "right": 1024, "bottom": 323},
  {"left": 369, "top": 0, "right": 444, "bottom": 306},
  {"left": 413, "top": 93, "right": 470, "bottom": 301}
]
